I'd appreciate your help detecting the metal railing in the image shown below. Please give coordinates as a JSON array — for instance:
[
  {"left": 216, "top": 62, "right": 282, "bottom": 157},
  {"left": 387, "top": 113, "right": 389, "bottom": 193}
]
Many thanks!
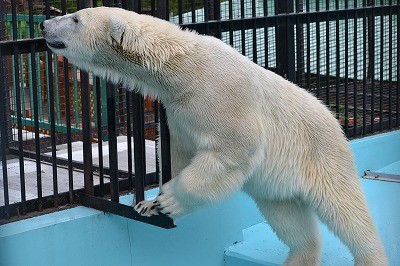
[{"left": 0, "top": 0, "right": 399, "bottom": 227}]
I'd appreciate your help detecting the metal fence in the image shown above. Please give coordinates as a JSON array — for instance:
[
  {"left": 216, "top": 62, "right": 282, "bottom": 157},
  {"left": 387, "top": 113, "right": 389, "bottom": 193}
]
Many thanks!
[{"left": 0, "top": 0, "right": 399, "bottom": 227}]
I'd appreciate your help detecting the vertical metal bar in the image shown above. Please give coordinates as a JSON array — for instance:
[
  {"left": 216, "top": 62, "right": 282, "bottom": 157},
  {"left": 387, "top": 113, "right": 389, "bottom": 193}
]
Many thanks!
[
  {"left": 379, "top": 0, "right": 384, "bottom": 131},
  {"left": 0, "top": 0, "right": 10, "bottom": 217},
  {"left": 159, "top": 105, "right": 171, "bottom": 184},
  {"left": 388, "top": 0, "right": 392, "bottom": 128},
  {"left": 240, "top": 0, "right": 245, "bottom": 55},
  {"left": 11, "top": 0, "right": 26, "bottom": 214},
  {"left": 344, "top": 0, "right": 349, "bottom": 134},
  {"left": 397, "top": 0, "right": 400, "bottom": 127},
  {"left": 362, "top": 1, "right": 367, "bottom": 134},
  {"left": 178, "top": 0, "right": 183, "bottom": 24},
  {"left": 126, "top": 90, "right": 133, "bottom": 190},
  {"left": 29, "top": 0, "right": 43, "bottom": 211},
  {"left": 316, "top": 0, "right": 321, "bottom": 97},
  {"left": 81, "top": 72, "right": 94, "bottom": 196},
  {"left": 191, "top": 0, "right": 196, "bottom": 23},
  {"left": 132, "top": 92, "right": 146, "bottom": 203},
  {"left": 214, "top": 0, "right": 221, "bottom": 39},
  {"left": 158, "top": 0, "right": 169, "bottom": 20},
  {"left": 95, "top": 77, "right": 104, "bottom": 196},
  {"left": 296, "top": 0, "right": 304, "bottom": 85},
  {"left": 251, "top": 0, "right": 257, "bottom": 64},
  {"left": 353, "top": 0, "right": 358, "bottom": 136},
  {"left": 335, "top": 0, "right": 340, "bottom": 119},
  {"left": 325, "top": 0, "right": 330, "bottom": 106},
  {"left": 45, "top": 0, "right": 59, "bottom": 207},
  {"left": 263, "top": 0, "right": 268, "bottom": 68},
  {"left": 306, "top": 0, "right": 311, "bottom": 89},
  {"left": 276, "top": 0, "right": 295, "bottom": 82},
  {"left": 154, "top": 101, "right": 160, "bottom": 183},
  {"left": 228, "top": 0, "right": 233, "bottom": 47},
  {"left": 61, "top": 0, "right": 74, "bottom": 204},
  {"left": 77, "top": 0, "right": 94, "bottom": 196},
  {"left": 106, "top": 82, "right": 119, "bottom": 202},
  {"left": 369, "top": 0, "right": 375, "bottom": 132}
]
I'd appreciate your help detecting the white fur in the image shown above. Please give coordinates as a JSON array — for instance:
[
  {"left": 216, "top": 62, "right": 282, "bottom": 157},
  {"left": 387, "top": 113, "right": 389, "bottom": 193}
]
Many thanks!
[{"left": 42, "top": 7, "right": 388, "bottom": 265}]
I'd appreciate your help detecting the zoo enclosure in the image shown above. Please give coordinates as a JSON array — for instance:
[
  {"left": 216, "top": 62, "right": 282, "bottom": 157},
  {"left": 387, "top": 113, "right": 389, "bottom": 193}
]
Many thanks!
[{"left": 0, "top": 0, "right": 399, "bottom": 227}]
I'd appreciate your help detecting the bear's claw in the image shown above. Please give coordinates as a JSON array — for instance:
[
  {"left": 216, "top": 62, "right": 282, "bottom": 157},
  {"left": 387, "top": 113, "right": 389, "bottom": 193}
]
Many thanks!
[{"left": 134, "top": 200, "right": 160, "bottom": 217}]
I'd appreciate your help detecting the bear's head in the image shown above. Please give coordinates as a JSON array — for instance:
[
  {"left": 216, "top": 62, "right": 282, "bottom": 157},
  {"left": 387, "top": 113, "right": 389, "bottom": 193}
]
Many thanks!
[{"left": 41, "top": 7, "right": 194, "bottom": 76}]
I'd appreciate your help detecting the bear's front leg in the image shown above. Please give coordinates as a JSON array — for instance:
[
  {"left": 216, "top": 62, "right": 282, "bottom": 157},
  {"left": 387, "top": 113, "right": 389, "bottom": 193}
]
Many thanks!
[{"left": 154, "top": 150, "right": 252, "bottom": 219}]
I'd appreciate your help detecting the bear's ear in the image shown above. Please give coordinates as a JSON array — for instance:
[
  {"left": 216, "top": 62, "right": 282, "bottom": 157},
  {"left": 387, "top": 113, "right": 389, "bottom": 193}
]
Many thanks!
[{"left": 109, "top": 15, "right": 128, "bottom": 45}]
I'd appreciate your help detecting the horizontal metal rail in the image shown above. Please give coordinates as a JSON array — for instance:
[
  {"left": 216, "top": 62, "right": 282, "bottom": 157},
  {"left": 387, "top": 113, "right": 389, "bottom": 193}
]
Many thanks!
[
  {"left": 363, "top": 170, "right": 400, "bottom": 183},
  {"left": 77, "top": 193, "right": 175, "bottom": 229},
  {"left": 182, "top": 5, "right": 398, "bottom": 32}
]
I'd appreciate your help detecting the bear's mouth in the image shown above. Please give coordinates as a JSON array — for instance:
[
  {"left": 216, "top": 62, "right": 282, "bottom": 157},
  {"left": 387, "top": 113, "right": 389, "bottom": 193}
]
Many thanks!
[{"left": 47, "top": 41, "right": 66, "bottom": 49}]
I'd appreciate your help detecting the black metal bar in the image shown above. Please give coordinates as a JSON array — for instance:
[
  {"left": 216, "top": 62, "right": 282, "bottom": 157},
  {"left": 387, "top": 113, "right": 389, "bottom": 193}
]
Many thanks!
[
  {"left": 397, "top": 0, "right": 400, "bottom": 127},
  {"left": 157, "top": 0, "right": 169, "bottom": 20},
  {"left": 45, "top": 0, "right": 59, "bottom": 207},
  {"left": 379, "top": 0, "right": 384, "bottom": 131},
  {"left": 61, "top": 0, "right": 74, "bottom": 205},
  {"left": 95, "top": 77, "right": 105, "bottom": 197},
  {"left": 316, "top": 0, "right": 321, "bottom": 97},
  {"left": 344, "top": 0, "right": 349, "bottom": 134},
  {"left": 11, "top": 1, "right": 27, "bottom": 215},
  {"left": 191, "top": 0, "right": 196, "bottom": 23},
  {"left": 362, "top": 3, "right": 368, "bottom": 134},
  {"left": 0, "top": 39, "right": 9, "bottom": 219},
  {"left": 335, "top": 0, "right": 340, "bottom": 119},
  {"left": 251, "top": 0, "right": 257, "bottom": 64},
  {"left": 276, "top": 0, "right": 295, "bottom": 81},
  {"left": 29, "top": 0, "right": 43, "bottom": 212},
  {"left": 325, "top": 0, "right": 330, "bottom": 106},
  {"left": 263, "top": 0, "right": 268, "bottom": 68},
  {"left": 0, "top": 38, "right": 47, "bottom": 56},
  {"left": 106, "top": 82, "right": 119, "bottom": 202},
  {"left": 353, "top": 0, "right": 358, "bottom": 136},
  {"left": 81, "top": 72, "right": 94, "bottom": 196},
  {"left": 306, "top": 0, "right": 311, "bottom": 88},
  {"left": 388, "top": 0, "right": 392, "bottom": 129},
  {"left": 296, "top": 0, "right": 304, "bottom": 85},
  {"left": 240, "top": 0, "right": 245, "bottom": 55},
  {"left": 178, "top": 0, "right": 183, "bottom": 24},
  {"left": 132, "top": 92, "right": 146, "bottom": 203},
  {"left": 154, "top": 101, "right": 160, "bottom": 184},
  {"left": 369, "top": 0, "right": 375, "bottom": 133},
  {"left": 77, "top": 193, "right": 175, "bottom": 229},
  {"left": 159, "top": 105, "right": 171, "bottom": 184},
  {"left": 228, "top": 0, "right": 233, "bottom": 46},
  {"left": 126, "top": 91, "right": 133, "bottom": 190},
  {"left": 179, "top": 5, "right": 400, "bottom": 33}
]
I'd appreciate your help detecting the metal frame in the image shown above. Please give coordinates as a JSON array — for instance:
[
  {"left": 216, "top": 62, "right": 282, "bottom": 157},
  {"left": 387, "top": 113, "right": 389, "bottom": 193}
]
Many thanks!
[{"left": 1, "top": 0, "right": 399, "bottom": 228}]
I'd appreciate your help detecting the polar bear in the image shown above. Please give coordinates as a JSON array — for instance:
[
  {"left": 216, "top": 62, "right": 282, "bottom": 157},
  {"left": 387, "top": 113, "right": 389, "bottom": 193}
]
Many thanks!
[{"left": 41, "top": 7, "right": 387, "bottom": 265}]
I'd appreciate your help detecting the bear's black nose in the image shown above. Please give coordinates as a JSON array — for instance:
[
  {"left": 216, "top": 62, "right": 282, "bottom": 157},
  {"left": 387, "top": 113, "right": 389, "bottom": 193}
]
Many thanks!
[{"left": 39, "top": 22, "right": 44, "bottom": 31}]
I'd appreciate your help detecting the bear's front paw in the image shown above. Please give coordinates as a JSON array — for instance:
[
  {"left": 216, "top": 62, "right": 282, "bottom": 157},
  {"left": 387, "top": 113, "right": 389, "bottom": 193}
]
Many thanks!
[
  {"left": 134, "top": 200, "right": 160, "bottom": 217},
  {"left": 155, "top": 181, "right": 186, "bottom": 219}
]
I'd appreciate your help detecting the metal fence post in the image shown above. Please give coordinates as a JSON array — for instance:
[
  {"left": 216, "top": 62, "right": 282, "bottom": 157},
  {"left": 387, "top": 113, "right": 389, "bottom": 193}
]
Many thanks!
[
  {"left": 78, "top": 0, "right": 94, "bottom": 196},
  {"left": 275, "top": 0, "right": 295, "bottom": 82}
]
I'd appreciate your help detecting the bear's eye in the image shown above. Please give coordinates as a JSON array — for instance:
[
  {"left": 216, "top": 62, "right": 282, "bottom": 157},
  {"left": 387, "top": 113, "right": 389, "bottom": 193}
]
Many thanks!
[{"left": 73, "top": 16, "right": 79, "bottom": 23}]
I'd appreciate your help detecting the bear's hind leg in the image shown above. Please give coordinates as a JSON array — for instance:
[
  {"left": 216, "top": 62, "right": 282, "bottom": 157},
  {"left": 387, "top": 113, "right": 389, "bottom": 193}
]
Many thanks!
[
  {"left": 311, "top": 182, "right": 388, "bottom": 266},
  {"left": 256, "top": 199, "right": 322, "bottom": 266}
]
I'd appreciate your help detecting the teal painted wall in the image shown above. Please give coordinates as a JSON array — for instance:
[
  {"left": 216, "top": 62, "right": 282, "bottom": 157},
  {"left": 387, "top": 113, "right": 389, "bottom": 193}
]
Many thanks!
[{"left": 1, "top": 130, "right": 399, "bottom": 266}]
